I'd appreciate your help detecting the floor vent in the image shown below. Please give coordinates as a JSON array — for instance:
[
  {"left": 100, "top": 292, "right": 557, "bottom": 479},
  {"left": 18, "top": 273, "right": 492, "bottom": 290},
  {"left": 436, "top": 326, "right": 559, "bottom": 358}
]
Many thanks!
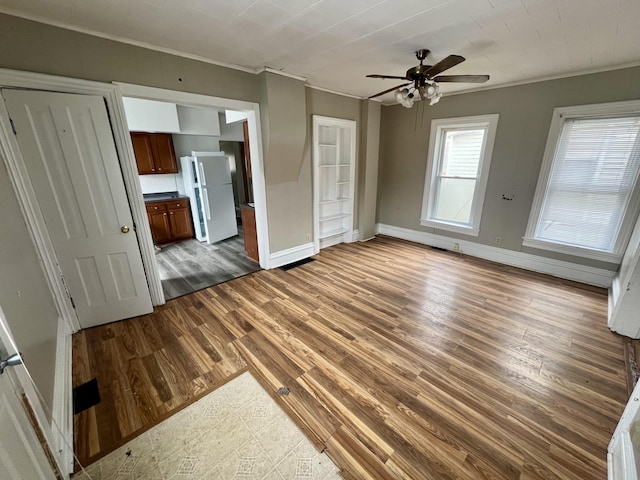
[
  {"left": 280, "top": 258, "right": 314, "bottom": 271},
  {"left": 73, "top": 378, "right": 101, "bottom": 414}
]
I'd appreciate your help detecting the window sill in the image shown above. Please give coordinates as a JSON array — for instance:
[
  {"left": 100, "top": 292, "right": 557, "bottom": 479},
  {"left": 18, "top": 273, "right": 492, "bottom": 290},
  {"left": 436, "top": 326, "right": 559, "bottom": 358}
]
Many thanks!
[
  {"left": 420, "top": 218, "right": 479, "bottom": 236},
  {"left": 522, "top": 237, "right": 622, "bottom": 264}
]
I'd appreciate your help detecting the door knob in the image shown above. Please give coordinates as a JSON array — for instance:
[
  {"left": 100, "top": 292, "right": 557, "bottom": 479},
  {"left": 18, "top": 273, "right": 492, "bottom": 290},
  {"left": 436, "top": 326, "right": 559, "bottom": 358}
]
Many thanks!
[
  {"left": 0, "top": 353, "right": 22, "bottom": 375},
  {"left": 121, "top": 226, "right": 130, "bottom": 233}
]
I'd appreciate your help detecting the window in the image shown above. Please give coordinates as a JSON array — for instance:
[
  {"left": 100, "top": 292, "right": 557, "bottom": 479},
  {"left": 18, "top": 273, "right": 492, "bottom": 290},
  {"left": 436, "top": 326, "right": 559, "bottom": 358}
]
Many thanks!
[
  {"left": 420, "top": 114, "right": 499, "bottom": 235},
  {"left": 524, "top": 101, "right": 640, "bottom": 263}
]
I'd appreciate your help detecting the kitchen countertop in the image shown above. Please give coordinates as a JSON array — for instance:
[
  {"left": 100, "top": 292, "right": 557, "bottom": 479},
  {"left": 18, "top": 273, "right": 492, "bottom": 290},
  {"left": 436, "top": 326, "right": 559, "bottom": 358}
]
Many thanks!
[{"left": 143, "top": 192, "right": 189, "bottom": 202}]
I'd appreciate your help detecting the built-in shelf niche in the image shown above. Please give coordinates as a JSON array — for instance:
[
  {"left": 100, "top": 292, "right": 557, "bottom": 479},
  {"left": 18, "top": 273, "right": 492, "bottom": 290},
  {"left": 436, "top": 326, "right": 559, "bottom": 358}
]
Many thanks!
[{"left": 313, "top": 115, "right": 357, "bottom": 251}]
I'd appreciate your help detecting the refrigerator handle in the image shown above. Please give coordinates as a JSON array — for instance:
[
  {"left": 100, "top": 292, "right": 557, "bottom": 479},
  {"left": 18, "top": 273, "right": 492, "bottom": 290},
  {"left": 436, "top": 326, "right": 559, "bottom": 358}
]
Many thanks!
[
  {"left": 199, "top": 162, "right": 206, "bottom": 186},
  {"left": 202, "top": 188, "right": 212, "bottom": 220}
]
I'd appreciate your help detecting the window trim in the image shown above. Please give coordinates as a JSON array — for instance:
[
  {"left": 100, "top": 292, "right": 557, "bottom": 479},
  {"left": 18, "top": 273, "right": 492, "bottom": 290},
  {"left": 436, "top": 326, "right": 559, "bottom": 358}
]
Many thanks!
[
  {"left": 523, "top": 100, "right": 640, "bottom": 263},
  {"left": 420, "top": 114, "right": 499, "bottom": 236}
]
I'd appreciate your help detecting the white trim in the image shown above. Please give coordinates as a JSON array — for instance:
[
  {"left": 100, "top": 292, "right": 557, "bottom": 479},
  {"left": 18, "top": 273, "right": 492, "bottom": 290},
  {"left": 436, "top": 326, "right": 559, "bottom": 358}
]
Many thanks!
[
  {"left": 114, "top": 82, "right": 270, "bottom": 289},
  {"left": 3, "top": 6, "right": 640, "bottom": 106},
  {"left": 376, "top": 223, "right": 616, "bottom": 288},
  {"left": 350, "top": 229, "right": 361, "bottom": 242},
  {"left": 257, "top": 67, "right": 307, "bottom": 82},
  {"left": 380, "top": 60, "right": 640, "bottom": 105},
  {"left": 305, "top": 84, "right": 363, "bottom": 100},
  {"left": 52, "top": 316, "right": 73, "bottom": 475},
  {"left": 0, "top": 305, "right": 62, "bottom": 478},
  {"left": 269, "top": 242, "right": 315, "bottom": 269},
  {"left": 312, "top": 116, "right": 358, "bottom": 253},
  {"left": 0, "top": 69, "right": 159, "bottom": 315},
  {"left": 419, "top": 219, "right": 479, "bottom": 236},
  {"left": 522, "top": 237, "right": 623, "bottom": 263},
  {"left": 420, "top": 114, "right": 499, "bottom": 236},
  {"left": 524, "top": 100, "right": 640, "bottom": 264}
]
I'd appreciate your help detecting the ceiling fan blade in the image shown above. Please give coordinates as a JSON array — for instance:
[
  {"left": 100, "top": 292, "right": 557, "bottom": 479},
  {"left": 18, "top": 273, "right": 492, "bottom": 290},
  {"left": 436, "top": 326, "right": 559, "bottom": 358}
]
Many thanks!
[
  {"left": 433, "top": 74, "right": 490, "bottom": 83},
  {"left": 366, "top": 74, "right": 407, "bottom": 80},
  {"left": 424, "top": 55, "right": 465, "bottom": 77},
  {"left": 368, "top": 83, "right": 410, "bottom": 99}
]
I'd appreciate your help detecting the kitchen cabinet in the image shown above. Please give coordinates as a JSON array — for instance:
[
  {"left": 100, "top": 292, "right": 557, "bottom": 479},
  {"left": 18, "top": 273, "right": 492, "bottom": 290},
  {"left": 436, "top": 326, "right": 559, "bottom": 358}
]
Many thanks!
[
  {"left": 131, "top": 132, "right": 178, "bottom": 174},
  {"left": 241, "top": 205, "right": 259, "bottom": 263},
  {"left": 146, "top": 198, "right": 193, "bottom": 244}
]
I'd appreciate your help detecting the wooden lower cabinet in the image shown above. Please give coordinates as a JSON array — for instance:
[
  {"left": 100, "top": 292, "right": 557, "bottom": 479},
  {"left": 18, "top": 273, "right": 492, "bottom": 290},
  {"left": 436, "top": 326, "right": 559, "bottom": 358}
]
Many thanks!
[
  {"left": 168, "top": 205, "right": 192, "bottom": 240},
  {"left": 148, "top": 209, "right": 172, "bottom": 244},
  {"left": 146, "top": 199, "right": 193, "bottom": 244},
  {"left": 241, "top": 205, "right": 259, "bottom": 262}
]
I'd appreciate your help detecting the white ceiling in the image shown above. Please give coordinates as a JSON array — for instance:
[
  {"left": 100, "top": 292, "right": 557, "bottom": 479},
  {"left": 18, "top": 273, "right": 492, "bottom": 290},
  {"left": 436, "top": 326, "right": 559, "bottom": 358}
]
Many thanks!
[{"left": 1, "top": 0, "right": 639, "bottom": 102}]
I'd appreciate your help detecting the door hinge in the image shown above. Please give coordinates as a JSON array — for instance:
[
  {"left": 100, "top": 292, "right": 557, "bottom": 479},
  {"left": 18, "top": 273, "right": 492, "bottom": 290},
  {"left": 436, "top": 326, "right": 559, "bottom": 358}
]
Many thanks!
[
  {"left": 9, "top": 118, "right": 16, "bottom": 135},
  {"left": 69, "top": 296, "right": 76, "bottom": 309}
]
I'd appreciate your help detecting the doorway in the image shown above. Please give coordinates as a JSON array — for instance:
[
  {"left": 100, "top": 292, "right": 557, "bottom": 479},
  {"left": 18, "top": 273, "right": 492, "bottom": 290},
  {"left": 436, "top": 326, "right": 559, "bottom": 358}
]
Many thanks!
[
  {"left": 121, "top": 95, "right": 263, "bottom": 300},
  {"left": 116, "top": 82, "right": 270, "bottom": 307}
]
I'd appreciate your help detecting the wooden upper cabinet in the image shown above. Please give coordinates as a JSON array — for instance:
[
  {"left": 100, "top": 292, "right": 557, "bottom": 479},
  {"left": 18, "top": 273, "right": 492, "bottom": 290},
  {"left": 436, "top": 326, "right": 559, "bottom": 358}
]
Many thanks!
[
  {"left": 131, "top": 133, "right": 155, "bottom": 174},
  {"left": 151, "top": 133, "right": 178, "bottom": 174},
  {"left": 131, "top": 132, "right": 178, "bottom": 175}
]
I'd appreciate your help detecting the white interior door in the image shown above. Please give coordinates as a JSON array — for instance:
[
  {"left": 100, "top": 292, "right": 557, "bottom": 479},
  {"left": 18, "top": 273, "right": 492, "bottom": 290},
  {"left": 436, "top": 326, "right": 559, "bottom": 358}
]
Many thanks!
[
  {"left": 0, "top": 308, "right": 55, "bottom": 480},
  {"left": 2, "top": 89, "right": 153, "bottom": 328}
]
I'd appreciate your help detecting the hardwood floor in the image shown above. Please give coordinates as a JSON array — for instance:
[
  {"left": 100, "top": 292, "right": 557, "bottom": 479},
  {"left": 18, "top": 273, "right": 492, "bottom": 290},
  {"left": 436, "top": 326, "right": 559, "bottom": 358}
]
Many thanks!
[
  {"left": 155, "top": 228, "right": 261, "bottom": 300},
  {"left": 73, "top": 236, "right": 627, "bottom": 479}
]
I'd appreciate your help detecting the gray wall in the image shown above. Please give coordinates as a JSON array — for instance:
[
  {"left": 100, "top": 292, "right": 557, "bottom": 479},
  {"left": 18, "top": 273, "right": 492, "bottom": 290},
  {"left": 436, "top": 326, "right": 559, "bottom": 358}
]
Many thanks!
[
  {"left": 0, "top": 159, "right": 58, "bottom": 410},
  {"left": 359, "top": 100, "right": 381, "bottom": 240},
  {"left": 259, "top": 72, "right": 311, "bottom": 251},
  {"left": 378, "top": 66, "right": 640, "bottom": 269}
]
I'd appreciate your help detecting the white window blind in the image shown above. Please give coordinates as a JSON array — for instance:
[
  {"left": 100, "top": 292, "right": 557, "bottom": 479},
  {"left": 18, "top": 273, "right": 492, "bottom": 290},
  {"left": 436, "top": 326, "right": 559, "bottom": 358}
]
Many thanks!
[{"left": 535, "top": 115, "right": 640, "bottom": 252}]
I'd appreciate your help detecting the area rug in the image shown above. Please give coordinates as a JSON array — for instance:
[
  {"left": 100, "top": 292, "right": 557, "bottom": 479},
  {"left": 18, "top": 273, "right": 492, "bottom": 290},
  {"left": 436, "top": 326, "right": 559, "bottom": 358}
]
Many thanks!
[{"left": 73, "top": 372, "right": 341, "bottom": 479}]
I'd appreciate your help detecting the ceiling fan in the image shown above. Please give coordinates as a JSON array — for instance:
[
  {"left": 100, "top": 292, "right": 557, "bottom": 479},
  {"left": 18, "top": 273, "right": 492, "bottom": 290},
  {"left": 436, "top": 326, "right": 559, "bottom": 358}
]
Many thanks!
[{"left": 366, "top": 49, "right": 489, "bottom": 107}]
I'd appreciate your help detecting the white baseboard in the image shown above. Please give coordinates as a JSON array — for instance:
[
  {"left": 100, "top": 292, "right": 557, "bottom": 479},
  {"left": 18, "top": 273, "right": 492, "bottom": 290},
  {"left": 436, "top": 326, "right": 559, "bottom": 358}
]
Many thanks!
[
  {"left": 350, "top": 229, "right": 361, "bottom": 242},
  {"left": 376, "top": 223, "right": 616, "bottom": 288},
  {"left": 269, "top": 242, "right": 315, "bottom": 269},
  {"left": 52, "top": 316, "right": 73, "bottom": 476}
]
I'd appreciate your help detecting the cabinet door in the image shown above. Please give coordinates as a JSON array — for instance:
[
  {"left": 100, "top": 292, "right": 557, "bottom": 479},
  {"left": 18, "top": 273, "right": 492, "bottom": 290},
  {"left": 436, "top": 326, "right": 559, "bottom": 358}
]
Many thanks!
[
  {"left": 131, "top": 132, "right": 156, "bottom": 174},
  {"left": 148, "top": 209, "right": 172, "bottom": 244},
  {"left": 241, "top": 206, "right": 259, "bottom": 262},
  {"left": 168, "top": 203, "right": 193, "bottom": 240},
  {"left": 152, "top": 133, "right": 178, "bottom": 174}
]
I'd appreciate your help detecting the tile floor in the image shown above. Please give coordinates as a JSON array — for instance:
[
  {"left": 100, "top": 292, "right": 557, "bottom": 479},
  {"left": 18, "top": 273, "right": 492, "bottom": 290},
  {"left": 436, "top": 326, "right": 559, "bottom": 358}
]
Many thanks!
[{"left": 73, "top": 372, "right": 341, "bottom": 480}]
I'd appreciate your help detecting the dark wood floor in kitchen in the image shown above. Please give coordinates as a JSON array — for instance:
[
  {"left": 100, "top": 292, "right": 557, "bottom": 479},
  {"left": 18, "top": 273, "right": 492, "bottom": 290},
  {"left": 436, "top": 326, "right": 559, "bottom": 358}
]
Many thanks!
[
  {"left": 155, "top": 228, "right": 261, "bottom": 300},
  {"left": 72, "top": 236, "right": 628, "bottom": 479}
]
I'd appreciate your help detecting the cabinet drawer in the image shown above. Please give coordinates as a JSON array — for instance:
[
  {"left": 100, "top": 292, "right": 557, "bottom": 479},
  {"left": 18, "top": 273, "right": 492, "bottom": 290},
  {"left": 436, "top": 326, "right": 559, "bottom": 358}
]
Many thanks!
[
  {"left": 168, "top": 201, "right": 187, "bottom": 209},
  {"left": 145, "top": 202, "right": 167, "bottom": 213}
]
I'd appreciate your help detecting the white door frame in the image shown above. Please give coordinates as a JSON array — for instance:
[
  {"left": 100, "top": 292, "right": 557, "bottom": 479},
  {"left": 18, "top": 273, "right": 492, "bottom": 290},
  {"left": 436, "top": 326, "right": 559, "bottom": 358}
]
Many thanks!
[
  {"left": 0, "top": 69, "right": 271, "bottom": 315},
  {"left": 0, "top": 68, "right": 157, "bottom": 333},
  {"left": 0, "top": 304, "right": 61, "bottom": 478},
  {"left": 114, "top": 82, "right": 271, "bottom": 302}
]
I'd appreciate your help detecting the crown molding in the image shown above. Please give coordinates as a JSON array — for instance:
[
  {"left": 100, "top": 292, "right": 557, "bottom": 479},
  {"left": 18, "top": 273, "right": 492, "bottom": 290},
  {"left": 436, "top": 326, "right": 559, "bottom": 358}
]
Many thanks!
[
  {"left": 420, "top": 61, "right": 640, "bottom": 102},
  {"left": 4, "top": 7, "right": 639, "bottom": 106},
  {"left": 256, "top": 67, "right": 307, "bottom": 82},
  {"left": 0, "top": 8, "right": 256, "bottom": 74},
  {"left": 305, "top": 84, "right": 362, "bottom": 100}
]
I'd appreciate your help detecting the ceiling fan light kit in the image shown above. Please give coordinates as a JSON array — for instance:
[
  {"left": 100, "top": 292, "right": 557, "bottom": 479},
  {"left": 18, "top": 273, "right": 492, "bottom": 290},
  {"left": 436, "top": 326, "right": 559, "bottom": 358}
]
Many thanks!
[{"left": 367, "top": 48, "right": 489, "bottom": 108}]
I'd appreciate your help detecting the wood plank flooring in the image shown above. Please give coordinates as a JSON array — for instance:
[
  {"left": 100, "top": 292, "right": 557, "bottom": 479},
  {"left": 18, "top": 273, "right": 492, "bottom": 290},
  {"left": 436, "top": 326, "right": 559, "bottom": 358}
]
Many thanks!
[
  {"left": 73, "top": 236, "right": 628, "bottom": 478},
  {"left": 155, "top": 229, "right": 261, "bottom": 300}
]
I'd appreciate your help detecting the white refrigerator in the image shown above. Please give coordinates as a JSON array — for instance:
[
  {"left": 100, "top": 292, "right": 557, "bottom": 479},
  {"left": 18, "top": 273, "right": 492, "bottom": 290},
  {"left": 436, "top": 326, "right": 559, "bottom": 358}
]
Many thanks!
[{"left": 181, "top": 152, "right": 238, "bottom": 244}]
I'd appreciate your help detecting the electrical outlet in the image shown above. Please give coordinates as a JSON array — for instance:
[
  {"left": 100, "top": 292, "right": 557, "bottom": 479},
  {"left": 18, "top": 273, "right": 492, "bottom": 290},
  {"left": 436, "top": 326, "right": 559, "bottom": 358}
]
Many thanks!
[
  {"left": 495, "top": 237, "right": 502, "bottom": 245},
  {"left": 306, "top": 233, "right": 311, "bottom": 241},
  {"left": 452, "top": 243, "right": 460, "bottom": 252}
]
